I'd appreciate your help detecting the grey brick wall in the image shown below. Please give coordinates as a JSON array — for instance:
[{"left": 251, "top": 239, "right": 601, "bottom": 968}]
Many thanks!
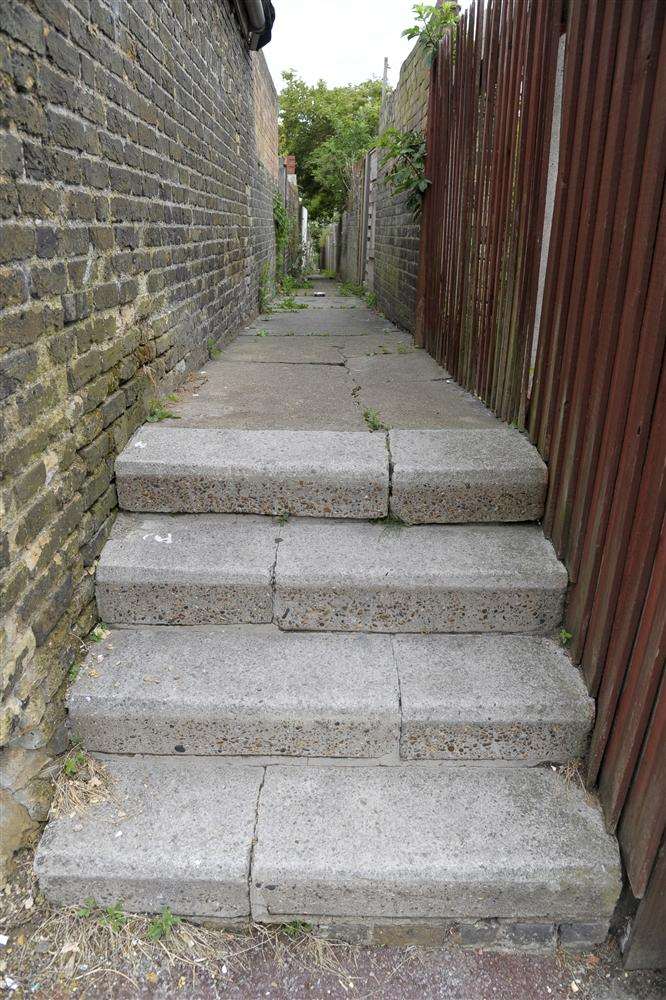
[
  {"left": 0, "top": 0, "right": 278, "bottom": 874},
  {"left": 374, "top": 42, "right": 430, "bottom": 332},
  {"left": 339, "top": 159, "right": 364, "bottom": 286}
]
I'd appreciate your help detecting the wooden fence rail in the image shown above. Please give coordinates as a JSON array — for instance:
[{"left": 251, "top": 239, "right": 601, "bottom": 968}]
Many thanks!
[{"left": 416, "top": 0, "right": 665, "bottom": 969}]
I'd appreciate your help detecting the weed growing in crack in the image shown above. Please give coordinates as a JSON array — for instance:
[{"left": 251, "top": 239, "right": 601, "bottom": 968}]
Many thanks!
[
  {"left": 147, "top": 399, "right": 180, "bottom": 422},
  {"left": 89, "top": 623, "right": 110, "bottom": 643},
  {"left": 148, "top": 907, "right": 181, "bottom": 941},
  {"left": 363, "top": 407, "right": 386, "bottom": 431},
  {"left": 278, "top": 296, "right": 308, "bottom": 311},
  {"left": 281, "top": 920, "right": 312, "bottom": 940},
  {"left": 559, "top": 628, "right": 573, "bottom": 647},
  {"left": 256, "top": 329, "right": 269, "bottom": 338},
  {"left": 370, "top": 513, "right": 407, "bottom": 537},
  {"left": 207, "top": 337, "right": 222, "bottom": 359}
]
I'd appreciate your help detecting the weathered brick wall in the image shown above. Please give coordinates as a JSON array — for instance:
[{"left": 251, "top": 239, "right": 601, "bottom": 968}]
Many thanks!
[
  {"left": 374, "top": 41, "right": 430, "bottom": 331},
  {"left": 339, "top": 160, "right": 364, "bottom": 285},
  {"left": 0, "top": 0, "right": 277, "bottom": 876},
  {"left": 253, "top": 52, "right": 279, "bottom": 285}
]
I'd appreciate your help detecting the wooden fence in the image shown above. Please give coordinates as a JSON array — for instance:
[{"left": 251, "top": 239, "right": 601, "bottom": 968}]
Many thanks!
[{"left": 416, "top": 0, "right": 665, "bottom": 970}]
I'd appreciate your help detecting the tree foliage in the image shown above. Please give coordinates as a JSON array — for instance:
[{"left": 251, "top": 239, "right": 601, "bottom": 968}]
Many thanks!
[
  {"left": 402, "top": 3, "right": 459, "bottom": 64},
  {"left": 279, "top": 72, "right": 382, "bottom": 220}
]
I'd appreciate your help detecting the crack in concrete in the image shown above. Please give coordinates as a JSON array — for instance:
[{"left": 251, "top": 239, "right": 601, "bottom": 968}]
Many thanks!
[{"left": 247, "top": 765, "right": 267, "bottom": 918}]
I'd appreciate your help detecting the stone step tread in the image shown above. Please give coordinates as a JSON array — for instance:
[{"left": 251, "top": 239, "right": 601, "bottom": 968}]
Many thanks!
[
  {"left": 96, "top": 513, "right": 277, "bottom": 626},
  {"left": 69, "top": 626, "right": 399, "bottom": 759},
  {"left": 389, "top": 427, "right": 547, "bottom": 523},
  {"left": 116, "top": 427, "right": 388, "bottom": 518},
  {"left": 96, "top": 514, "right": 567, "bottom": 632},
  {"left": 252, "top": 766, "right": 621, "bottom": 923},
  {"left": 36, "top": 758, "right": 621, "bottom": 923},
  {"left": 35, "top": 756, "right": 261, "bottom": 920},
  {"left": 274, "top": 518, "right": 566, "bottom": 634},
  {"left": 70, "top": 628, "right": 592, "bottom": 763}
]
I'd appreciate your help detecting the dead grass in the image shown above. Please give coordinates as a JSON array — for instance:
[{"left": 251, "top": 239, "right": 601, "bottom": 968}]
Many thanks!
[
  {"left": 1, "top": 851, "right": 361, "bottom": 997},
  {"left": 48, "top": 749, "right": 114, "bottom": 820}
]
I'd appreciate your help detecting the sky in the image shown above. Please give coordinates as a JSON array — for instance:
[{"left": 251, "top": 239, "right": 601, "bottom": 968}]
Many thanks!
[{"left": 264, "top": 0, "right": 439, "bottom": 91}]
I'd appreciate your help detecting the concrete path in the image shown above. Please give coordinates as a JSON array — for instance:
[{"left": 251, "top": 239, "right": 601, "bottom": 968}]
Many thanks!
[{"left": 165, "top": 277, "right": 497, "bottom": 430}]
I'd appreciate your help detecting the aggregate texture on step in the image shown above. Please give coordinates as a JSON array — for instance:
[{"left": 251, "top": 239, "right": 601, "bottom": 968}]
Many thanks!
[
  {"left": 389, "top": 428, "right": 548, "bottom": 523},
  {"left": 96, "top": 513, "right": 277, "bottom": 625},
  {"left": 35, "top": 757, "right": 262, "bottom": 919},
  {"left": 69, "top": 626, "right": 399, "bottom": 757},
  {"left": 116, "top": 428, "right": 389, "bottom": 518},
  {"left": 251, "top": 766, "right": 621, "bottom": 921},
  {"left": 273, "top": 520, "right": 567, "bottom": 634},
  {"left": 395, "top": 634, "right": 593, "bottom": 762}
]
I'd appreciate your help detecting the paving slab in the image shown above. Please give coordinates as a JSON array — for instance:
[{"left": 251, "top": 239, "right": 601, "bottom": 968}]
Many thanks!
[
  {"left": 395, "top": 635, "right": 593, "bottom": 762},
  {"left": 35, "top": 756, "right": 262, "bottom": 918},
  {"left": 327, "top": 332, "right": 414, "bottom": 357},
  {"left": 96, "top": 513, "right": 277, "bottom": 625},
  {"left": 116, "top": 427, "right": 388, "bottom": 517},
  {"left": 251, "top": 766, "right": 621, "bottom": 921},
  {"left": 389, "top": 427, "right": 547, "bottom": 523},
  {"left": 274, "top": 520, "right": 567, "bottom": 633},
  {"left": 220, "top": 337, "right": 345, "bottom": 365},
  {"left": 287, "top": 295, "right": 365, "bottom": 308},
  {"left": 166, "top": 362, "right": 366, "bottom": 430},
  {"left": 243, "top": 311, "right": 403, "bottom": 337},
  {"left": 69, "top": 626, "right": 399, "bottom": 757},
  {"left": 356, "top": 378, "right": 498, "bottom": 429},
  {"left": 348, "top": 351, "right": 447, "bottom": 382}
]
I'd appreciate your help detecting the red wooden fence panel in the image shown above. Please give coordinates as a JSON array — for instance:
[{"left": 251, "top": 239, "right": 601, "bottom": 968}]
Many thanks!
[{"left": 416, "top": 0, "right": 666, "bottom": 961}]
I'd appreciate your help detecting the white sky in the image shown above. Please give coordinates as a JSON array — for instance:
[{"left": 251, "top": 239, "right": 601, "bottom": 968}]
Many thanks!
[{"left": 264, "top": 0, "right": 460, "bottom": 91}]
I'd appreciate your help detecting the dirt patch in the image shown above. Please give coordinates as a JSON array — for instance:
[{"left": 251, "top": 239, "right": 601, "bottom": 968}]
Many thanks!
[{"left": 1, "top": 851, "right": 664, "bottom": 999}]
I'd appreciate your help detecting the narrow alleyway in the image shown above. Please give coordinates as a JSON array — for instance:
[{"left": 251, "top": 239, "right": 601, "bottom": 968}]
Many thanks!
[{"left": 34, "top": 276, "right": 621, "bottom": 959}]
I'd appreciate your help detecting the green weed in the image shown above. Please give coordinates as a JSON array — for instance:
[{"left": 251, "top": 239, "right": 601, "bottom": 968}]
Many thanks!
[
  {"left": 281, "top": 920, "right": 312, "bottom": 939},
  {"left": 147, "top": 399, "right": 179, "bottom": 422},
  {"left": 207, "top": 338, "right": 222, "bottom": 360},
  {"left": 340, "top": 281, "right": 365, "bottom": 298},
  {"left": 363, "top": 407, "right": 386, "bottom": 431},
  {"left": 256, "top": 329, "right": 269, "bottom": 338},
  {"left": 63, "top": 751, "right": 87, "bottom": 777},
  {"left": 365, "top": 291, "right": 378, "bottom": 308},
  {"left": 278, "top": 296, "right": 308, "bottom": 311},
  {"left": 89, "top": 624, "right": 110, "bottom": 643},
  {"left": 559, "top": 628, "right": 573, "bottom": 647},
  {"left": 148, "top": 907, "right": 181, "bottom": 941}
]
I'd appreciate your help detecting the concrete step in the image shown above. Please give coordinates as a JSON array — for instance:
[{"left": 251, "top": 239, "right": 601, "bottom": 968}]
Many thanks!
[
  {"left": 36, "top": 759, "right": 621, "bottom": 929},
  {"left": 96, "top": 513, "right": 277, "bottom": 626},
  {"left": 70, "top": 629, "right": 590, "bottom": 763},
  {"left": 274, "top": 519, "right": 567, "bottom": 633},
  {"left": 116, "top": 427, "right": 388, "bottom": 519},
  {"left": 96, "top": 515, "right": 567, "bottom": 631},
  {"left": 396, "top": 634, "right": 593, "bottom": 762},
  {"left": 35, "top": 756, "right": 262, "bottom": 921},
  {"left": 69, "top": 626, "right": 399, "bottom": 758},
  {"left": 389, "top": 427, "right": 547, "bottom": 523},
  {"left": 252, "top": 766, "right": 621, "bottom": 926}
]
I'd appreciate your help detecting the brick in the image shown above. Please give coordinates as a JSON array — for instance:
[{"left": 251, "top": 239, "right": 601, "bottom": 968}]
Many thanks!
[
  {"left": 0, "top": 224, "right": 36, "bottom": 263},
  {"left": 0, "top": 134, "right": 24, "bottom": 177},
  {"left": 3, "top": 2, "right": 47, "bottom": 54},
  {"left": 0, "top": 267, "right": 29, "bottom": 308},
  {"left": 0, "top": 306, "right": 46, "bottom": 349}
]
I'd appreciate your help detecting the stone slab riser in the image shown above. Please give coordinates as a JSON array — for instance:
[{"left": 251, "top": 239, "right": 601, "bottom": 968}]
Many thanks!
[{"left": 115, "top": 426, "right": 547, "bottom": 524}]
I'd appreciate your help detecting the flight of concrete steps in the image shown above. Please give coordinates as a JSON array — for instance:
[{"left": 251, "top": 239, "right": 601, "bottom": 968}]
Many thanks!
[{"left": 35, "top": 423, "right": 621, "bottom": 950}]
